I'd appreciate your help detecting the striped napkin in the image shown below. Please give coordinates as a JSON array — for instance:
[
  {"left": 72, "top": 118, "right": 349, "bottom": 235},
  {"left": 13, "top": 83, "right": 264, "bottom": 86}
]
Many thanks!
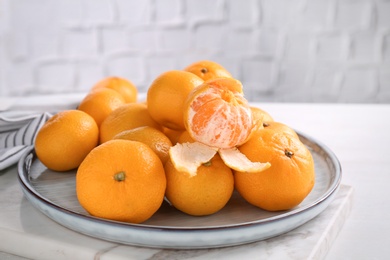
[{"left": 0, "top": 112, "right": 52, "bottom": 170}]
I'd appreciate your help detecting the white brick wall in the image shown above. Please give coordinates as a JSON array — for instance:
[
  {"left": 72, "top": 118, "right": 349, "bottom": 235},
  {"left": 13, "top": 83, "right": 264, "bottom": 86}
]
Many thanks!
[{"left": 0, "top": 0, "right": 389, "bottom": 103}]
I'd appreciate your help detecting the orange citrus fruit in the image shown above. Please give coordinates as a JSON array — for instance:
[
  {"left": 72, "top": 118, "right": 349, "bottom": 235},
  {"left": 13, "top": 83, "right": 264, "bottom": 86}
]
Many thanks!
[
  {"left": 78, "top": 88, "right": 125, "bottom": 127},
  {"left": 99, "top": 103, "right": 162, "bottom": 143},
  {"left": 235, "top": 129, "right": 315, "bottom": 211},
  {"left": 91, "top": 76, "right": 138, "bottom": 103},
  {"left": 113, "top": 126, "right": 172, "bottom": 164},
  {"left": 169, "top": 77, "right": 270, "bottom": 176},
  {"left": 184, "top": 60, "right": 232, "bottom": 81},
  {"left": 183, "top": 77, "right": 253, "bottom": 149},
  {"left": 261, "top": 121, "right": 299, "bottom": 139},
  {"left": 35, "top": 110, "right": 99, "bottom": 171},
  {"left": 177, "top": 131, "right": 195, "bottom": 143},
  {"left": 76, "top": 139, "right": 166, "bottom": 223},
  {"left": 162, "top": 127, "right": 183, "bottom": 145},
  {"left": 250, "top": 106, "right": 274, "bottom": 124},
  {"left": 147, "top": 70, "right": 204, "bottom": 130},
  {"left": 165, "top": 154, "right": 234, "bottom": 216}
]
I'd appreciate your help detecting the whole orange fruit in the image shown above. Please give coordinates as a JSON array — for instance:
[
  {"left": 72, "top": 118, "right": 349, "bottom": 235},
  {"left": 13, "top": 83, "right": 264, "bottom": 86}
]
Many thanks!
[
  {"left": 261, "top": 121, "right": 299, "bottom": 139},
  {"left": 99, "top": 103, "right": 162, "bottom": 143},
  {"left": 78, "top": 88, "right": 125, "bottom": 127},
  {"left": 76, "top": 139, "right": 166, "bottom": 223},
  {"left": 147, "top": 70, "right": 204, "bottom": 130},
  {"left": 162, "top": 127, "right": 183, "bottom": 145},
  {"left": 176, "top": 130, "right": 195, "bottom": 144},
  {"left": 35, "top": 110, "right": 99, "bottom": 171},
  {"left": 235, "top": 130, "right": 315, "bottom": 211},
  {"left": 184, "top": 60, "right": 232, "bottom": 81},
  {"left": 91, "top": 76, "right": 138, "bottom": 103},
  {"left": 113, "top": 126, "right": 172, "bottom": 164},
  {"left": 250, "top": 106, "right": 274, "bottom": 124},
  {"left": 165, "top": 154, "right": 234, "bottom": 216}
]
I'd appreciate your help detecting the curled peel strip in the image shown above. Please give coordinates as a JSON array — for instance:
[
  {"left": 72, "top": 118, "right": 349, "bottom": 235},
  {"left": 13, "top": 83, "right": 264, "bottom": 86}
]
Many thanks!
[{"left": 169, "top": 141, "right": 270, "bottom": 176}]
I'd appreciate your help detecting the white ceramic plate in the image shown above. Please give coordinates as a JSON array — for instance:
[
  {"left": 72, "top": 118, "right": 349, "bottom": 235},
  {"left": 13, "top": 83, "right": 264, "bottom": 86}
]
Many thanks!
[{"left": 18, "top": 132, "right": 341, "bottom": 249}]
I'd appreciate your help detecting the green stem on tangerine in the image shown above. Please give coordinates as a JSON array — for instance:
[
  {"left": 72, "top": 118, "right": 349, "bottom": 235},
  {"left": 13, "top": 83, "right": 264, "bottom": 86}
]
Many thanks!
[{"left": 114, "top": 171, "right": 126, "bottom": 182}]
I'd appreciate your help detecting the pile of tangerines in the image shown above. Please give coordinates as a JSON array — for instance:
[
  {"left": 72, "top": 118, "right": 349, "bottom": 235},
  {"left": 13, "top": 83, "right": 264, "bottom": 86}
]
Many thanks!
[{"left": 34, "top": 60, "right": 315, "bottom": 224}]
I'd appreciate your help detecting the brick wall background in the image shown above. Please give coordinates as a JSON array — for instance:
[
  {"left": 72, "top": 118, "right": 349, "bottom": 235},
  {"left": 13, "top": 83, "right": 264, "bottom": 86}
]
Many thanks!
[{"left": 0, "top": 0, "right": 389, "bottom": 103}]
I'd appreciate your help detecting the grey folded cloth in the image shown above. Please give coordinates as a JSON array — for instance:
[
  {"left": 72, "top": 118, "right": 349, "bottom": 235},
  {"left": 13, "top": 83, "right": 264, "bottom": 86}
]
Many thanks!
[{"left": 0, "top": 112, "right": 52, "bottom": 170}]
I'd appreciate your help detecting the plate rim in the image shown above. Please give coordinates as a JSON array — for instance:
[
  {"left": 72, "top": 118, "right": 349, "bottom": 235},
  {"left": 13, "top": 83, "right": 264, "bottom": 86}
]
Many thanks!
[{"left": 17, "top": 131, "right": 342, "bottom": 244}]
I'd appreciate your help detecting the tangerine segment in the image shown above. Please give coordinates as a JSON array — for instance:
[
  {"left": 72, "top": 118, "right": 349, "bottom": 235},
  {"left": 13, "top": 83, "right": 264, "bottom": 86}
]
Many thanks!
[
  {"left": 184, "top": 78, "right": 252, "bottom": 149},
  {"left": 76, "top": 140, "right": 166, "bottom": 223}
]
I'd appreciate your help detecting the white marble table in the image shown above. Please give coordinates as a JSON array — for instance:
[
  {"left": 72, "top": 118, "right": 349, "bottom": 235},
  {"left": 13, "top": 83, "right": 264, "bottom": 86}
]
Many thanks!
[{"left": 1, "top": 94, "right": 389, "bottom": 259}]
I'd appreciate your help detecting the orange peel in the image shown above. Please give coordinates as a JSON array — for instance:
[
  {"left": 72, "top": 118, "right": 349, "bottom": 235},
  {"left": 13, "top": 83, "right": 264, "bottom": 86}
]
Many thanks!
[
  {"left": 169, "top": 142, "right": 218, "bottom": 177},
  {"left": 218, "top": 147, "right": 271, "bottom": 172}
]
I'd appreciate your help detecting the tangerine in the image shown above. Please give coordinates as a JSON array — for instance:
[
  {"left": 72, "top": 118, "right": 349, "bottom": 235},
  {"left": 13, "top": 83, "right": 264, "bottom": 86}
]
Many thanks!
[
  {"left": 235, "top": 129, "right": 315, "bottom": 211},
  {"left": 35, "top": 110, "right": 99, "bottom": 171},
  {"left": 162, "top": 127, "right": 183, "bottom": 145},
  {"left": 184, "top": 60, "right": 232, "bottom": 81},
  {"left": 76, "top": 139, "right": 166, "bottom": 223},
  {"left": 91, "top": 76, "right": 138, "bottom": 103},
  {"left": 78, "top": 88, "right": 125, "bottom": 127},
  {"left": 113, "top": 126, "right": 172, "bottom": 164},
  {"left": 261, "top": 121, "right": 299, "bottom": 140},
  {"left": 170, "top": 77, "right": 269, "bottom": 176},
  {"left": 147, "top": 70, "right": 204, "bottom": 130},
  {"left": 250, "top": 106, "right": 274, "bottom": 125},
  {"left": 99, "top": 103, "right": 162, "bottom": 143},
  {"left": 183, "top": 77, "right": 252, "bottom": 149},
  {"left": 165, "top": 154, "right": 234, "bottom": 216},
  {"left": 177, "top": 131, "right": 195, "bottom": 144}
]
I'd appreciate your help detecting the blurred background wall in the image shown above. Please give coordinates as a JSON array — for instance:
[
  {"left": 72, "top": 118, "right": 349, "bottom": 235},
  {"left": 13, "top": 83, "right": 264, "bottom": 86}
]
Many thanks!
[{"left": 0, "top": 0, "right": 389, "bottom": 103}]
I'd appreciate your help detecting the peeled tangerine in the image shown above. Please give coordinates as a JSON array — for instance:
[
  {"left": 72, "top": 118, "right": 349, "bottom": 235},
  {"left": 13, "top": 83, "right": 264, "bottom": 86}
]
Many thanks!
[{"left": 169, "top": 78, "right": 270, "bottom": 176}]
